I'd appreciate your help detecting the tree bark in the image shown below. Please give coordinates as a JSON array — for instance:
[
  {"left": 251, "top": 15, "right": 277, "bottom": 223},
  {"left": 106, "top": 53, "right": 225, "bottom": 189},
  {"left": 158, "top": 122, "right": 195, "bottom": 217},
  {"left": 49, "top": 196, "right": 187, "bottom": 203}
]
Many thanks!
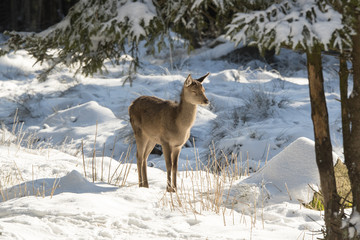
[
  {"left": 347, "top": 14, "right": 360, "bottom": 220},
  {"left": 339, "top": 53, "right": 352, "bottom": 205},
  {"left": 306, "top": 45, "right": 341, "bottom": 240},
  {"left": 339, "top": 53, "right": 350, "bottom": 150}
]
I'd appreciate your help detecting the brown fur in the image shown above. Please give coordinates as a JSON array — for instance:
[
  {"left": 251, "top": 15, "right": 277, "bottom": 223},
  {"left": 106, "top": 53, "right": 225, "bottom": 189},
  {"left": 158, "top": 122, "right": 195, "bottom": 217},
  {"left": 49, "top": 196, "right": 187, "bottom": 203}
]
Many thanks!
[{"left": 129, "top": 73, "right": 209, "bottom": 192}]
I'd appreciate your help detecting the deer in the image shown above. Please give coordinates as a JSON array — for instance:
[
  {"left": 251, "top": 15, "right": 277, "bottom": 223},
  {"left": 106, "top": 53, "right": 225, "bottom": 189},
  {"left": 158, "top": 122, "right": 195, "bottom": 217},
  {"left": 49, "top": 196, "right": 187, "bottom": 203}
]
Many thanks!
[{"left": 128, "top": 73, "right": 210, "bottom": 192}]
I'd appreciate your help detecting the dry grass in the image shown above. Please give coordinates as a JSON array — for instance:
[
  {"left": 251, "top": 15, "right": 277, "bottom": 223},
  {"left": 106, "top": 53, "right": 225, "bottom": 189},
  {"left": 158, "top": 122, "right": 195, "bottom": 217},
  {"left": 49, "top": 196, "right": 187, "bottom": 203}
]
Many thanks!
[
  {"left": 1, "top": 109, "right": 50, "bottom": 151},
  {"left": 157, "top": 141, "right": 264, "bottom": 228},
  {"left": 0, "top": 111, "right": 58, "bottom": 202},
  {"left": 0, "top": 164, "right": 60, "bottom": 202},
  {"left": 0, "top": 114, "right": 136, "bottom": 203},
  {"left": 334, "top": 159, "right": 352, "bottom": 207},
  {"left": 305, "top": 159, "right": 352, "bottom": 211},
  {"left": 79, "top": 133, "right": 264, "bottom": 228},
  {"left": 80, "top": 125, "right": 134, "bottom": 187}
]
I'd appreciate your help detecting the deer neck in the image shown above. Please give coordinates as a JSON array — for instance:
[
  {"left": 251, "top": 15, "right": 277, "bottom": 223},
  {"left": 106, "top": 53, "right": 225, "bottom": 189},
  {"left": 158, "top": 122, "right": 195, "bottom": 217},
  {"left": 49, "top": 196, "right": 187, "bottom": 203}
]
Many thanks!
[{"left": 177, "top": 92, "right": 197, "bottom": 129}]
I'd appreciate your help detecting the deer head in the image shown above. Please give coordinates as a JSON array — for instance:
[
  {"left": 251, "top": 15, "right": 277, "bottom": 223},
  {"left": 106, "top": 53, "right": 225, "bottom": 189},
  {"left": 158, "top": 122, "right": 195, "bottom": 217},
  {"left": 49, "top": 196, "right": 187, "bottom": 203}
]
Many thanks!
[{"left": 183, "top": 73, "right": 210, "bottom": 105}]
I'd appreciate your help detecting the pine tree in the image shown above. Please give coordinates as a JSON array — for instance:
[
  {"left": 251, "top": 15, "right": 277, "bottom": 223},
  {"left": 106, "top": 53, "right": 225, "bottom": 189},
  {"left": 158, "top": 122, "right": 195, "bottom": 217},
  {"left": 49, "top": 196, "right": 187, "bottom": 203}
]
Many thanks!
[
  {"left": 329, "top": 1, "right": 360, "bottom": 238},
  {"left": 226, "top": 1, "right": 352, "bottom": 239}
]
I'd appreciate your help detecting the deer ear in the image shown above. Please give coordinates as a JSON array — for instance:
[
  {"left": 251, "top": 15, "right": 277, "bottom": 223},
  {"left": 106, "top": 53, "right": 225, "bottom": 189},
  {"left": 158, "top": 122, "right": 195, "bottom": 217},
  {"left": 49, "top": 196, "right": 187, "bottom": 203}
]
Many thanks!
[
  {"left": 196, "top": 72, "right": 210, "bottom": 83},
  {"left": 184, "top": 74, "right": 193, "bottom": 87}
]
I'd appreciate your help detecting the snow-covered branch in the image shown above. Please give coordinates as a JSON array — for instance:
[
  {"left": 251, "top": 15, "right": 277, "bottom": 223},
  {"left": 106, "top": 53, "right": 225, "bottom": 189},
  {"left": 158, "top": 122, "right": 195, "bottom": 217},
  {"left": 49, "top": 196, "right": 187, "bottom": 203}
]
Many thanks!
[{"left": 226, "top": 0, "right": 350, "bottom": 52}]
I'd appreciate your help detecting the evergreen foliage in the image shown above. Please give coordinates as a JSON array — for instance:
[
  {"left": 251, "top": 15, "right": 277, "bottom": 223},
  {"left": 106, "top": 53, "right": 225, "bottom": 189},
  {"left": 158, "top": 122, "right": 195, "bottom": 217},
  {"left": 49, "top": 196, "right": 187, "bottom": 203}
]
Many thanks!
[
  {"left": 1, "top": 0, "right": 163, "bottom": 83},
  {"left": 157, "top": 0, "right": 232, "bottom": 48},
  {"left": 156, "top": 0, "right": 276, "bottom": 49},
  {"left": 0, "top": 0, "right": 355, "bottom": 84},
  {"left": 0, "top": 0, "right": 282, "bottom": 82},
  {"left": 225, "top": 0, "right": 352, "bottom": 53}
]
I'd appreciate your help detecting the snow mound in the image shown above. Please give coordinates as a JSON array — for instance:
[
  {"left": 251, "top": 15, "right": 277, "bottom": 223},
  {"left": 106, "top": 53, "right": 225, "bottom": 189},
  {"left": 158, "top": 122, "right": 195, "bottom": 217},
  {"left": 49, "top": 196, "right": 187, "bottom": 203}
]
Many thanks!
[
  {"left": 35, "top": 100, "right": 125, "bottom": 155},
  {"left": 1, "top": 170, "right": 116, "bottom": 202},
  {"left": 54, "top": 170, "right": 116, "bottom": 194},
  {"left": 43, "top": 101, "right": 117, "bottom": 128},
  {"left": 241, "top": 137, "right": 338, "bottom": 203}
]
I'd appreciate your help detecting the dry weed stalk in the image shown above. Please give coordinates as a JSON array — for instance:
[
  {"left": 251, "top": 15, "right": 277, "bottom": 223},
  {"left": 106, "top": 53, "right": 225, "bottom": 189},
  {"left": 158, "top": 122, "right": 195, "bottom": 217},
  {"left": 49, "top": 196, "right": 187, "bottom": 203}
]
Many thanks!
[
  {"left": 81, "top": 140, "right": 86, "bottom": 178},
  {"left": 50, "top": 177, "right": 60, "bottom": 199},
  {"left": 285, "top": 182, "right": 292, "bottom": 201},
  {"left": 80, "top": 128, "right": 134, "bottom": 188},
  {"left": 0, "top": 182, "right": 6, "bottom": 201},
  {"left": 92, "top": 121, "right": 98, "bottom": 182}
]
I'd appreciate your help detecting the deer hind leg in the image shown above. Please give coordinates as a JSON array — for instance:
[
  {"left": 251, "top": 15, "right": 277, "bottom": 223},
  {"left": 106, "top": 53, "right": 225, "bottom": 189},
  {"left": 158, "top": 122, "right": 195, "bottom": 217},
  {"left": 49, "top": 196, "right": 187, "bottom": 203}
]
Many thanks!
[
  {"left": 162, "top": 143, "right": 175, "bottom": 192},
  {"left": 135, "top": 137, "right": 145, "bottom": 188},
  {"left": 134, "top": 132, "right": 151, "bottom": 188},
  {"left": 141, "top": 140, "right": 156, "bottom": 188},
  {"left": 171, "top": 147, "right": 181, "bottom": 191}
]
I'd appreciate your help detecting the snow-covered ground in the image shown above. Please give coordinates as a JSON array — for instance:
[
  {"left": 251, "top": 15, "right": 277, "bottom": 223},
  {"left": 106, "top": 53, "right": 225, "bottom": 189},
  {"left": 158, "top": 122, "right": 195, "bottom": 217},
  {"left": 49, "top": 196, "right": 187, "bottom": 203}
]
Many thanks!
[
  {"left": 0, "top": 140, "right": 327, "bottom": 239},
  {"left": 0, "top": 39, "right": 346, "bottom": 239}
]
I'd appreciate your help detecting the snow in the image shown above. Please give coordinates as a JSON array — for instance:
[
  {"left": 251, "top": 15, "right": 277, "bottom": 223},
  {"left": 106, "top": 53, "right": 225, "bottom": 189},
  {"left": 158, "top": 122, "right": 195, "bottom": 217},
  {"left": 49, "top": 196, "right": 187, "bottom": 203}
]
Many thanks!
[
  {"left": 0, "top": 36, "right": 352, "bottom": 239},
  {"left": 348, "top": 209, "right": 360, "bottom": 238}
]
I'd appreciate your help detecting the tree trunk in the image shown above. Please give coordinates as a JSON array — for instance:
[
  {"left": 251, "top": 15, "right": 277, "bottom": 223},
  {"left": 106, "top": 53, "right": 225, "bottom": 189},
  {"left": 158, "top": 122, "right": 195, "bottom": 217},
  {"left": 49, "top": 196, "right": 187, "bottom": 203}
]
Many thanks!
[
  {"left": 347, "top": 14, "right": 360, "bottom": 221},
  {"left": 339, "top": 53, "right": 350, "bottom": 151},
  {"left": 306, "top": 45, "right": 341, "bottom": 240}
]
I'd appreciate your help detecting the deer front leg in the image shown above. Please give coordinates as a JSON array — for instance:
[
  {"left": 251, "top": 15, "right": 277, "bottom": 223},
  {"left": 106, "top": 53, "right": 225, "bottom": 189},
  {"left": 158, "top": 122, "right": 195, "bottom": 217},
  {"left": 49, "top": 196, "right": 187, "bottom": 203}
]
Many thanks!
[{"left": 171, "top": 147, "right": 181, "bottom": 191}]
